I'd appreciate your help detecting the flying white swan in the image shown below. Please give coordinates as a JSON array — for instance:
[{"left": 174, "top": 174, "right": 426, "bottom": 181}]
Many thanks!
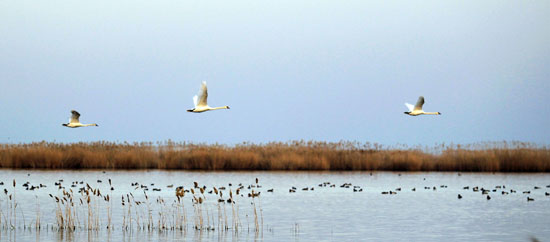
[
  {"left": 62, "top": 110, "right": 99, "bottom": 128},
  {"left": 404, "top": 96, "right": 441, "bottom": 116},
  {"left": 187, "top": 81, "right": 230, "bottom": 113}
]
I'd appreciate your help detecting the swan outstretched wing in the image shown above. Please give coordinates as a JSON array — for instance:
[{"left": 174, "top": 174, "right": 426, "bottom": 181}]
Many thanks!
[
  {"left": 193, "top": 95, "right": 198, "bottom": 107},
  {"left": 70, "top": 110, "right": 80, "bottom": 124},
  {"left": 196, "top": 81, "right": 208, "bottom": 107},
  {"left": 405, "top": 103, "right": 415, "bottom": 112},
  {"left": 414, "top": 96, "right": 425, "bottom": 111}
]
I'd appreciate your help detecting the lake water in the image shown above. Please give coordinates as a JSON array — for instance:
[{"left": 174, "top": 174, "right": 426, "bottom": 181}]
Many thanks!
[{"left": 0, "top": 170, "right": 549, "bottom": 241}]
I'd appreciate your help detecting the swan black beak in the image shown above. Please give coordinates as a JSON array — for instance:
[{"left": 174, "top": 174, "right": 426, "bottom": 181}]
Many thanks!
[{"left": 187, "top": 109, "right": 194, "bottom": 112}]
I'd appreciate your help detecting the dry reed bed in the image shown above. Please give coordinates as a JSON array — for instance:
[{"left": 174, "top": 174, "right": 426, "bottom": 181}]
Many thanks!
[
  {"left": 1, "top": 178, "right": 263, "bottom": 232},
  {"left": 0, "top": 141, "right": 549, "bottom": 172}
]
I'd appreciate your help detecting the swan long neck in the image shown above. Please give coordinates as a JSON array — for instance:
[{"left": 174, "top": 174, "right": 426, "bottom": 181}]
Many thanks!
[
  {"left": 423, "top": 112, "right": 440, "bottom": 115},
  {"left": 210, "top": 106, "right": 229, "bottom": 110},
  {"left": 83, "top": 123, "right": 99, "bottom": 127}
]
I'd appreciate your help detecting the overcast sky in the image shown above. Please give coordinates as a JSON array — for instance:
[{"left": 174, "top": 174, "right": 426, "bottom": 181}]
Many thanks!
[{"left": 1, "top": 1, "right": 549, "bottom": 146}]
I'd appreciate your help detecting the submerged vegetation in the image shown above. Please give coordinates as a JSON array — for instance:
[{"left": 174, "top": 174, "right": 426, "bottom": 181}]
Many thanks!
[{"left": 0, "top": 141, "right": 549, "bottom": 172}]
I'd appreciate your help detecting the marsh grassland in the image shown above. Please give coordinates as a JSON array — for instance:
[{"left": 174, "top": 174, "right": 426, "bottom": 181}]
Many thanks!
[
  {"left": 0, "top": 141, "right": 549, "bottom": 171},
  {"left": 1, "top": 141, "right": 549, "bottom": 241},
  {"left": 0, "top": 171, "right": 549, "bottom": 241}
]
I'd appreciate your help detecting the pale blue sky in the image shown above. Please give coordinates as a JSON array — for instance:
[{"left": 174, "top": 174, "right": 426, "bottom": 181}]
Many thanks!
[{"left": 1, "top": 1, "right": 549, "bottom": 146}]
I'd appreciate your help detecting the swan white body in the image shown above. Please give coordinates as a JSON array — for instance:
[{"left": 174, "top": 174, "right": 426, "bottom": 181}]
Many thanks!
[
  {"left": 187, "top": 81, "right": 230, "bottom": 113},
  {"left": 62, "top": 110, "right": 98, "bottom": 128},
  {"left": 404, "top": 96, "right": 441, "bottom": 116}
]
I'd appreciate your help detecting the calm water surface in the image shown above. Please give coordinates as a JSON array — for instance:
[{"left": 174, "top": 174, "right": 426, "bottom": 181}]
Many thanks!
[{"left": 0, "top": 170, "right": 548, "bottom": 241}]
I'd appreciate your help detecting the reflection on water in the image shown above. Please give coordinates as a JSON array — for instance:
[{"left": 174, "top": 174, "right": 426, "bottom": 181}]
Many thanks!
[
  {"left": 1, "top": 228, "right": 269, "bottom": 242},
  {"left": 0, "top": 170, "right": 549, "bottom": 241}
]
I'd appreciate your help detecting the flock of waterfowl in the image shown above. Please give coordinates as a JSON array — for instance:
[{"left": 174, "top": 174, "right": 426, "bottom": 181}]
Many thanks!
[
  {"left": 62, "top": 81, "right": 440, "bottom": 128},
  {"left": 4, "top": 173, "right": 548, "bottom": 204},
  {"left": 0, "top": 172, "right": 548, "bottom": 237},
  {"left": 290, "top": 179, "right": 549, "bottom": 202}
]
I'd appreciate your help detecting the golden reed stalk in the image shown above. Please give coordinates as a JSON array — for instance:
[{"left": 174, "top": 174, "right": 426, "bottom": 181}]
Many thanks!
[{"left": 0, "top": 141, "right": 548, "bottom": 172}]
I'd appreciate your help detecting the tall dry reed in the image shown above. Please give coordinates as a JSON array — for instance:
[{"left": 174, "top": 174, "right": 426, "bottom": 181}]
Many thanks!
[{"left": 0, "top": 141, "right": 549, "bottom": 172}]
